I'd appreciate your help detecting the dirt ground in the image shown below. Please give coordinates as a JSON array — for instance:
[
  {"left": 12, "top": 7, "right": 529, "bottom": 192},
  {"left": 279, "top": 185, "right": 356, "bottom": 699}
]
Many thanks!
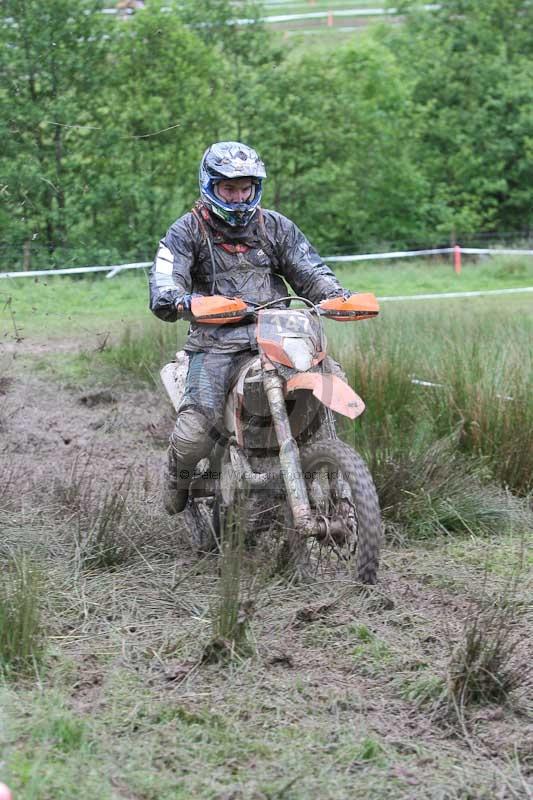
[
  {"left": 1, "top": 346, "right": 165, "bottom": 488},
  {"left": 0, "top": 336, "right": 532, "bottom": 800}
]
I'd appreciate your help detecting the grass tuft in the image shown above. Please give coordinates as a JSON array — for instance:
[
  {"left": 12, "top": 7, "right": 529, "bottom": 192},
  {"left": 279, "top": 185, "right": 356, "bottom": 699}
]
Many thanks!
[
  {"left": 0, "top": 553, "right": 46, "bottom": 677},
  {"left": 100, "top": 322, "right": 185, "bottom": 385},
  {"left": 73, "top": 475, "right": 135, "bottom": 571},
  {"left": 446, "top": 591, "right": 524, "bottom": 711},
  {"left": 48, "top": 458, "right": 136, "bottom": 570},
  {"left": 0, "top": 465, "right": 21, "bottom": 514},
  {"left": 366, "top": 433, "right": 526, "bottom": 540},
  {"left": 205, "top": 498, "right": 255, "bottom": 662},
  {"left": 399, "top": 673, "right": 446, "bottom": 705},
  {"left": 31, "top": 712, "right": 87, "bottom": 753},
  {"left": 46, "top": 464, "right": 135, "bottom": 571}
]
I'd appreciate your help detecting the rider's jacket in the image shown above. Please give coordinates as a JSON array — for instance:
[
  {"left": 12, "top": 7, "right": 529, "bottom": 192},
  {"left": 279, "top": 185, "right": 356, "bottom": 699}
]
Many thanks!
[{"left": 149, "top": 203, "right": 344, "bottom": 353}]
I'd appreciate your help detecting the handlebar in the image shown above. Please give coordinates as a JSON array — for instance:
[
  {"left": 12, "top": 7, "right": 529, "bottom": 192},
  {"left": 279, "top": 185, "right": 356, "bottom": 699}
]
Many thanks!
[{"left": 189, "top": 293, "right": 380, "bottom": 325}]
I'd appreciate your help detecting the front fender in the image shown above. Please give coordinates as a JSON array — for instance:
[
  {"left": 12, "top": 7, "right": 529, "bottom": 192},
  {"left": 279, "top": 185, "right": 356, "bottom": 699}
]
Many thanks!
[{"left": 285, "top": 373, "right": 365, "bottom": 420}]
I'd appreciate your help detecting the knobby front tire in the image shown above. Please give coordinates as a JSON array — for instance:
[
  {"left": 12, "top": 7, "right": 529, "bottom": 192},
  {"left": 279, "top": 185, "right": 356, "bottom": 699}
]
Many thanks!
[{"left": 300, "top": 440, "right": 382, "bottom": 584}]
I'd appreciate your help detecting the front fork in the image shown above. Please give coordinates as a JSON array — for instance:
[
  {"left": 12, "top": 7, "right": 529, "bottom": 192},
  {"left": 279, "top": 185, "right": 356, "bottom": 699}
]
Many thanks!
[
  {"left": 263, "top": 369, "right": 314, "bottom": 534},
  {"left": 263, "top": 368, "right": 349, "bottom": 547}
]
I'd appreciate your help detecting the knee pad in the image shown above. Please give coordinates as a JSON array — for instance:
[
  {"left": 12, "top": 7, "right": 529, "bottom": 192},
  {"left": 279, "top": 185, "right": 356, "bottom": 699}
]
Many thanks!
[{"left": 169, "top": 407, "right": 213, "bottom": 465}]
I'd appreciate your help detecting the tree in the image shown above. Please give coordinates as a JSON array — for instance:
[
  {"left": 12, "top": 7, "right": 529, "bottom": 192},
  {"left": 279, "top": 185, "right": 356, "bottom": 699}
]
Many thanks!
[
  {"left": 0, "top": 0, "right": 236, "bottom": 267},
  {"left": 239, "top": 38, "right": 431, "bottom": 252},
  {"left": 384, "top": 0, "right": 533, "bottom": 238},
  {"left": 87, "top": 0, "right": 234, "bottom": 258},
  {"left": 0, "top": 0, "right": 108, "bottom": 267}
]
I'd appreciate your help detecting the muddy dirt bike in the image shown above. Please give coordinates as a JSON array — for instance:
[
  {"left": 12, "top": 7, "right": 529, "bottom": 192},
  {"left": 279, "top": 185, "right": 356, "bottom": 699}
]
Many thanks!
[{"left": 161, "top": 293, "right": 382, "bottom": 584}]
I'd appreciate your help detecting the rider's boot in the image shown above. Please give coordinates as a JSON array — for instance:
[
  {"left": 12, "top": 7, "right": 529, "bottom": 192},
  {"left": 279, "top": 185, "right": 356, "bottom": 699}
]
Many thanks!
[
  {"left": 163, "top": 446, "right": 192, "bottom": 515},
  {"left": 163, "top": 407, "right": 214, "bottom": 515}
]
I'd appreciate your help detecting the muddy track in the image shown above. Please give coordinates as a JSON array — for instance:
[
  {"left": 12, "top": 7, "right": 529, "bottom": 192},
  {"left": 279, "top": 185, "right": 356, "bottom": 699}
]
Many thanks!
[
  {"left": 0, "top": 327, "right": 118, "bottom": 358},
  {"left": 0, "top": 343, "right": 172, "bottom": 493},
  {"left": 1, "top": 338, "right": 532, "bottom": 798}
]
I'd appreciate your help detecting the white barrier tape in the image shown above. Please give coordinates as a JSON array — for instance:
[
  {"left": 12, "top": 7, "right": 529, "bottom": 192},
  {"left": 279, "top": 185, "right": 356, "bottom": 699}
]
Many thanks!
[
  {"left": 410, "top": 376, "right": 513, "bottom": 401},
  {"left": 460, "top": 248, "right": 533, "bottom": 256},
  {"left": 1, "top": 246, "right": 532, "bottom": 280},
  {"left": 235, "top": 8, "right": 404, "bottom": 25},
  {"left": 327, "top": 248, "right": 454, "bottom": 262},
  {"left": 102, "top": 4, "right": 441, "bottom": 23},
  {"left": 106, "top": 262, "right": 150, "bottom": 278},
  {"left": 0, "top": 262, "right": 150, "bottom": 280},
  {"left": 329, "top": 247, "right": 533, "bottom": 262},
  {"left": 378, "top": 287, "right": 533, "bottom": 301},
  {"left": 410, "top": 378, "right": 445, "bottom": 388},
  {"left": 1, "top": 251, "right": 449, "bottom": 278}
]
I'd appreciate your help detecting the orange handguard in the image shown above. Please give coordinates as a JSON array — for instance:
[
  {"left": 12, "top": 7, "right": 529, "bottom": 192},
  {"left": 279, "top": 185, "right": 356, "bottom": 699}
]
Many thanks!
[
  {"left": 319, "top": 292, "right": 380, "bottom": 321},
  {"left": 190, "top": 295, "right": 249, "bottom": 324}
]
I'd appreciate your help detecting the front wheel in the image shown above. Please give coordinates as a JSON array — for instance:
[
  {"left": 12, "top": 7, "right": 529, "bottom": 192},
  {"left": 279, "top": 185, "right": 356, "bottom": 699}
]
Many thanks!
[
  {"left": 183, "top": 497, "right": 220, "bottom": 554},
  {"left": 300, "top": 440, "right": 382, "bottom": 584}
]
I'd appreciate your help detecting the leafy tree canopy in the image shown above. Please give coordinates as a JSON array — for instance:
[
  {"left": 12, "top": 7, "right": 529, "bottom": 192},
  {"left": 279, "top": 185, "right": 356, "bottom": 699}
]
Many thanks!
[{"left": 1, "top": 0, "right": 531, "bottom": 268}]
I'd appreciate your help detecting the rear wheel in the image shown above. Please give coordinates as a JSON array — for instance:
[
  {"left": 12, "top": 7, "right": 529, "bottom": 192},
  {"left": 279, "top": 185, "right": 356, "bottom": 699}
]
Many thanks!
[{"left": 300, "top": 440, "right": 382, "bottom": 584}]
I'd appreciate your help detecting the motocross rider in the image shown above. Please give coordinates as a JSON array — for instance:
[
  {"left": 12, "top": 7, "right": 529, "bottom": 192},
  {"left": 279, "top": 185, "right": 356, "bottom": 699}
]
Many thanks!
[{"left": 149, "top": 141, "right": 351, "bottom": 515}]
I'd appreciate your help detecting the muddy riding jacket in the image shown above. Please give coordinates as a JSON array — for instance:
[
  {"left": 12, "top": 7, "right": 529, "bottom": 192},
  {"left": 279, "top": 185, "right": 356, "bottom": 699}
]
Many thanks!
[{"left": 149, "top": 203, "right": 345, "bottom": 353}]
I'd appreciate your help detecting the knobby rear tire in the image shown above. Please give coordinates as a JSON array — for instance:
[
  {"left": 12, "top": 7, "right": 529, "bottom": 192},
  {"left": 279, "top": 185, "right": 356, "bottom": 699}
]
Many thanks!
[{"left": 300, "top": 440, "right": 382, "bottom": 584}]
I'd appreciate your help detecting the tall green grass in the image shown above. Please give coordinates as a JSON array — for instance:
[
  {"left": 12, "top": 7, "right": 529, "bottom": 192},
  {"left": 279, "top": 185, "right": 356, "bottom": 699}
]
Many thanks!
[
  {"left": 331, "top": 300, "right": 533, "bottom": 497},
  {"left": 0, "top": 554, "right": 45, "bottom": 677},
  {"left": 100, "top": 322, "right": 186, "bottom": 384}
]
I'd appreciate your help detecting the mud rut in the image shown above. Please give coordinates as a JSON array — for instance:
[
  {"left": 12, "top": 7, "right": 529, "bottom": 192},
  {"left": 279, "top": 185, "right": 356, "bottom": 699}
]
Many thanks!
[
  {"left": 0, "top": 353, "right": 166, "bottom": 493},
  {"left": 1, "top": 338, "right": 531, "bottom": 799}
]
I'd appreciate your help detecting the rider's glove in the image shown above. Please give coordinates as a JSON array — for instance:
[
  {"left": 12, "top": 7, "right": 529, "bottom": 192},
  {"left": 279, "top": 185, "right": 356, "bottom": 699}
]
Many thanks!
[
  {"left": 175, "top": 294, "right": 196, "bottom": 321},
  {"left": 328, "top": 288, "right": 354, "bottom": 301}
]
